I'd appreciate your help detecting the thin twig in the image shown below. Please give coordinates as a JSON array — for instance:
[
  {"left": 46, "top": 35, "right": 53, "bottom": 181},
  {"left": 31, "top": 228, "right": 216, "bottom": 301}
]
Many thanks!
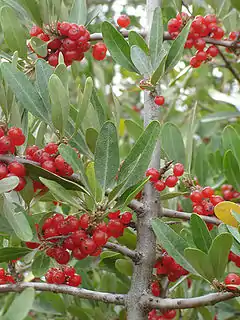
[
  {"left": 104, "top": 242, "right": 141, "bottom": 263},
  {"left": 218, "top": 49, "right": 240, "bottom": 83}
]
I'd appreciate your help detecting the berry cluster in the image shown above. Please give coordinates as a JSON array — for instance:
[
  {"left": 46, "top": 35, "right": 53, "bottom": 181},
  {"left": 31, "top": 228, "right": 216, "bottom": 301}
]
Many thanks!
[
  {"left": 221, "top": 184, "right": 240, "bottom": 201},
  {"left": 27, "top": 211, "right": 132, "bottom": 265},
  {"left": 45, "top": 266, "right": 81, "bottom": 287},
  {"left": 224, "top": 273, "right": 240, "bottom": 291},
  {"left": 117, "top": 14, "right": 131, "bottom": 28},
  {"left": 0, "top": 268, "right": 15, "bottom": 285},
  {"left": 148, "top": 309, "right": 176, "bottom": 320},
  {"left": 154, "top": 96, "right": 165, "bottom": 107},
  {"left": 29, "top": 22, "right": 107, "bottom": 67},
  {"left": 0, "top": 126, "right": 25, "bottom": 154},
  {"left": 0, "top": 161, "right": 26, "bottom": 191},
  {"left": 168, "top": 13, "right": 225, "bottom": 68},
  {"left": 146, "top": 163, "right": 184, "bottom": 192},
  {"left": 154, "top": 251, "right": 188, "bottom": 283},
  {"left": 228, "top": 251, "right": 240, "bottom": 268}
]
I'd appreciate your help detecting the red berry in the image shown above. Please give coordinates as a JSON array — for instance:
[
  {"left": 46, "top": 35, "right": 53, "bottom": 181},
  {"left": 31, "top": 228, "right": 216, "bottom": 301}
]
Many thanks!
[
  {"left": 79, "top": 214, "right": 90, "bottom": 229},
  {"left": 193, "top": 205, "right": 204, "bottom": 215},
  {"left": 68, "top": 274, "right": 82, "bottom": 287},
  {"left": 68, "top": 24, "right": 82, "bottom": 40},
  {"left": 168, "top": 18, "right": 181, "bottom": 33},
  {"left": 6, "top": 275, "right": 15, "bottom": 284},
  {"left": 196, "top": 50, "right": 207, "bottom": 61},
  {"left": 58, "top": 22, "right": 71, "bottom": 36},
  {"left": 0, "top": 127, "right": 4, "bottom": 138},
  {"left": 221, "top": 184, "right": 232, "bottom": 192},
  {"left": 223, "top": 190, "right": 234, "bottom": 200},
  {"left": 224, "top": 273, "right": 240, "bottom": 290},
  {"left": 48, "top": 53, "right": 59, "bottom": 67},
  {"left": 80, "top": 239, "right": 97, "bottom": 255},
  {"left": 173, "top": 163, "right": 184, "bottom": 177},
  {"left": 154, "top": 96, "right": 165, "bottom": 106},
  {"left": 0, "top": 136, "right": 13, "bottom": 154},
  {"left": 62, "top": 38, "right": 77, "bottom": 50},
  {"left": 190, "top": 56, "right": 201, "bottom": 68},
  {"left": 184, "top": 39, "right": 194, "bottom": 49},
  {"left": 93, "top": 230, "right": 108, "bottom": 246},
  {"left": 12, "top": 176, "right": 26, "bottom": 191},
  {"left": 0, "top": 163, "right": 8, "bottom": 180},
  {"left": 54, "top": 248, "right": 70, "bottom": 265},
  {"left": 71, "top": 230, "right": 88, "bottom": 247},
  {"left": 0, "top": 268, "right": 5, "bottom": 277},
  {"left": 44, "top": 227, "right": 58, "bottom": 240},
  {"left": 48, "top": 38, "right": 62, "bottom": 50},
  {"left": 37, "top": 33, "right": 50, "bottom": 42},
  {"left": 26, "top": 145, "right": 39, "bottom": 158},
  {"left": 65, "top": 215, "right": 79, "bottom": 232},
  {"left": 176, "top": 12, "right": 189, "bottom": 21},
  {"left": 151, "top": 281, "right": 161, "bottom": 297},
  {"left": 117, "top": 15, "right": 131, "bottom": 28},
  {"left": 165, "top": 175, "right": 178, "bottom": 188},
  {"left": 30, "top": 25, "right": 43, "bottom": 37},
  {"left": 8, "top": 162, "right": 26, "bottom": 177},
  {"left": 25, "top": 242, "right": 40, "bottom": 249},
  {"left": 72, "top": 247, "right": 87, "bottom": 260},
  {"left": 64, "top": 50, "right": 79, "bottom": 61},
  {"left": 190, "top": 191, "right": 203, "bottom": 203},
  {"left": 212, "top": 27, "right": 224, "bottom": 40},
  {"left": 108, "top": 210, "right": 121, "bottom": 219},
  {"left": 92, "top": 43, "right": 107, "bottom": 61},
  {"left": 202, "top": 186, "right": 214, "bottom": 198},
  {"left": 42, "top": 160, "right": 57, "bottom": 173},
  {"left": 154, "top": 180, "right": 166, "bottom": 192},
  {"left": 206, "top": 45, "right": 219, "bottom": 57},
  {"left": 163, "top": 310, "right": 177, "bottom": 319},
  {"left": 7, "top": 127, "right": 25, "bottom": 146},
  {"left": 146, "top": 168, "right": 160, "bottom": 182},
  {"left": 107, "top": 220, "right": 124, "bottom": 238},
  {"left": 63, "top": 237, "right": 75, "bottom": 250},
  {"left": 204, "top": 14, "right": 217, "bottom": 26},
  {"left": 210, "top": 195, "right": 224, "bottom": 206},
  {"left": 120, "top": 212, "right": 132, "bottom": 224},
  {"left": 64, "top": 266, "right": 76, "bottom": 277},
  {"left": 52, "top": 270, "right": 65, "bottom": 284},
  {"left": 229, "top": 31, "right": 239, "bottom": 41}
]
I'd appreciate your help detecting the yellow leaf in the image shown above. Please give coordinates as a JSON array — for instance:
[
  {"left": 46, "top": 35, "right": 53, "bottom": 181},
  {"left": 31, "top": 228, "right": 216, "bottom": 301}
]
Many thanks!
[
  {"left": 119, "top": 119, "right": 125, "bottom": 137},
  {"left": 214, "top": 201, "right": 240, "bottom": 227}
]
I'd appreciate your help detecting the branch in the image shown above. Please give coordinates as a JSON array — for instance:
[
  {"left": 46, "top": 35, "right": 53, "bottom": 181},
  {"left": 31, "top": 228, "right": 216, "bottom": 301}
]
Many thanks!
[
  {"left": 90, "top": 31, "right": 240, "bottom": 48},
  {"left": 129, "top": 200, "right": 221, "bottom": 225},
  {"left": 218, "top": 49, "right": 240, "bottom": 83},
  {"left": 142, "top": 291, "right": 238, "bottom": 310},
  {"left": 0, "top": 282, "right": 126, "bottom": 305},
  {"left": 104, "top": 242, "right": 141, "bottom": 263}
]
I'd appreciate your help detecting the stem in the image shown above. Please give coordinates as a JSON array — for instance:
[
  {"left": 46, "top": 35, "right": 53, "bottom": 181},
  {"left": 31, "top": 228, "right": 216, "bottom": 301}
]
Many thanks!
[
  {"left": 218, "top": 49, "right": 240, "bottom": 84},
  {"left": 126, "top": 1, "right": 162, "bottom": 319},
  {"left": 104, "top": 242, "right": 141, "bottom": 263}
]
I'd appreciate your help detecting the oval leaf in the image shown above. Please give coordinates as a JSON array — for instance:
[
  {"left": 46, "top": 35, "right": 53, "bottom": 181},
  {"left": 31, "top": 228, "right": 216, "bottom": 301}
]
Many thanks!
[
  {"left": 223, "top": 150, "right": 240, "bottom": 190},
  {"left": 0, "top": 176, "right": 19, "bottom": 194},
  {"left": 128, "top": 31, "right": 149, "bottom": 55},
  {"left": 32, "top": 252, "right": 50, "bottom": 277},
  {"left": 190, "top": 214, "right": 212, "bottom": 253},
  {"left": 69, "top": 0, "right": 87, "bottom": 25},
  {"left": 0, "top": 247, "right": 32, "bottom": 263},
  {"left": 214, "top": 201, "right": 240, "bottom": 227},
  {"left": 130, "top": 45, "right": 152, "bottom": 76},
  {"left": 30, "top": 37, "right": 48, "bottom": 57},
  {"left": 149, "top": 7, "right": 164, "bottom": 68}
]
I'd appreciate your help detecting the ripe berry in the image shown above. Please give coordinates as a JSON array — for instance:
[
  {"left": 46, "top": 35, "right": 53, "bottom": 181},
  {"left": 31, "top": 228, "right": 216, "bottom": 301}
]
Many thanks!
[
  {"left": 48, "top": 38, "right": 62, "bottom": 50},
  {"left": 155, "top": 180, "right": 166, "bottom": 192},
  {"left": 206, "top": 45, "right": 219, "bottom": 57},
  {"left": 212, "top": 27, "right": 224, "bottom": 40},
  {"left": 224, "top": 273, "right": 240, "bottom": 290},
  {"left": 42, "top": 160, "right": 57, "bottom": 173},
  {"left": 7, "top": 127, "right": 25, "bottom": 146},
  {"left": 37, "top": 33, "right": 50, "bottom": 42},
  {"left": 223, "top": 190, "right": 234, "bottom": 200},
  {"left": 26, "top": 145, "right": 39, "bottom": 158},
  {"left": 184, "top": 39, "right": 194, "bottom": 49},
  {"left": 71, "top": 230, "right": 88, "bottom": 247},
  {"left": 165, "top": 175, "right": 178, "bottom": 188},
  {"left": 62, "top": 38, "right": 77, "bottom": 50},
  {"left": 168, "top": 18, "right": 181, "bottom": 33},
  {"left": 204, "top": 14, "right": 217, "bottom": 25},
  {"left": 64, "top": 266, "right": 76, "bottom": 277},
  {"left": 194, "top": 38, "right": 206, "bottom": 50},
  {"left": 210, "top": 195, "right": 224, "bottom": 205},
  {"left": 72, "top": 247, "right": 87, "bottom": 260},
  {"left": 0, "top": 163, "right": 8, "bottom": 180},
  {"left": 229, "top": 31, "right": 239, "bottom": 41},
  {"left": 92, "top": 42, "right": 107, "bottom": 61},
  {"left": 80, "top": 239, "right": 97, "bottom": 255},
  {"left": 48, "top": 53, "right": 59, "bottom": 67},
  {"left": 79, "top": 214, "right": 90, "bottom": 229},
  {"left": 117, "top": 15, "right": 131, "bottom": 28},
  {"left": 163, "top": 310, "right": 177, "bottom": 319},
  {"left": 68, "top": 24, "right": 81, "bottom": 40},
  {"left": 25, "top": 242, "right": 40, "bottom": 249},
  {"left": 196, "top": 50, "right": 208, "bottom": 61},
  {"left": 68, "top": 274, "right": 82, "bottom": 287},
  {"left": 52, "top": 270, "right": 65, "bottom": 284},
  {"left": 173, "top": 163, "right": 184, "bottom": 176},
  {"left": 151, "top": 281, "right": 161, "bottom": 296},
  {"left": 176, "top": 12, "right": 189, "bottom": 21},
  {"left": 11, "top": 176, "right": 26, "bottom": 191},
  {"left": 58, "top": 22, "right": 71, "bottom": 36},
  {"left": 63, "top": 237, "right": 75, "bottom": 250},
  {"left": 190, "top": 56, "right": 201, "bottom": 68},
  {"left": 154, "top": 96, "right": 165, "bottom": 106},
  {"left": 30, "top": 25, "right": 43, "bottom": 37},
  {"left": 93, "top": 230, "right": 108, "bottom": 246},
  {"left": 190, "top": 191, "right": 203, "bottom": 203},
  {"left": 120, "top": 212, "right": 133, "bottom": 224},
  {"left": 8, "top": 162, "right": 26, "bottom": 177},
  {"left": 54, "top": 248, "right": 70, "bottom": 264},
  {"left": 146, "top": 168, "right": 160, "bottom": 182},
  {"left": 202, "top": 186, "right": 214, "bottom": 198}
]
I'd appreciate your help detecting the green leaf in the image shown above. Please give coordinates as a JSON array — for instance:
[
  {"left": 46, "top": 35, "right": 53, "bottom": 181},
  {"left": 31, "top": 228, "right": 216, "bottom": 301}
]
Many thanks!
[
  {"left": 91, "top": 88, "right": 106, "bottom": 128},
  {"left": 165, "top": 20, "right": 192, "bottom": 72},
  {"left": 35, "top": 59, "right": 53, "bottom": 113},
  {"left": 69, "top": 0, "right": 87, "bottom": 25},
  {"left": 184, "top": 248, "right": 215, "bottom": 282},
  {"left": 194, "top": 144, "right": 208, "bottom": 186},
  {"left": 102, "top": 22, "right": 137, "bottom": 73},
  {"left": 54, "top": 63, "right": 68, "bottom": 85},
  {"left": 227, "top": 225, "right": 240, "bottom": 243},
  {"left": 94, "top": 121, "right": 119, "bottom": 193},
  {"left": 18, "top": 0, "right": 42, "bottom": 26},
  {"left": 49, "top": 74, "right": 70, "bottom": 137},
  {"left": 161, "top": 122, "right": 185, "bottom": 165},
  {"left": 152, "top": 218, "right": 197, "bottom": 274},
  {"left": 128, "top": 31, "right": 149, "bottom": 55},
  {"left": 30, "top": 37, "right": 47, "bottom": 57},
  {"left": 1, "top": 195, "right": 33, "bottom": 241},
  {"left": 32, "top": 252, "right": 50, "bottom": 277},
  {"left": 190, "top": 214, "right": 212, "bottom": 253},
  {"left": 1, "top": 63, "right": 50, "bottom": 123},
  {"left": 201, "top": 111, "right": 240, "bottom": 123},
  {"left": 0, "top": 6, "right": 27, "bottom": 58},
  {"left": 130, "top": 45, "right": 152, "bottom": 76},
  {"left": 209, "top": 233, "right": 233, "bottom": 280},
  {"left": 85, "top": 162, "right": 102, "bottom": 206},
  {"left": 39, "top": 178, "right": 85, "bottom": 207},
  {"left": 58, "top": 144, "right": 90, "bottom": 192},
  {"left": 75, "top": 77, "right": 93, "bottom": 133},
  {"left": 150, "top": 54, "right": 167, "bottom": 85},
  {"left": 161, "top": 191, "right": 188, "bottom": 200},
  {"left": 115, "top": 259, "right": 133, "bottom": 276},
  {"left": 223, "top": 150, "right": 240, "bottom": 190},
  {"left": 149, "top": 7, "right": 163, "bottom": 68},
  {"left": 125, "top": 119, "right": 143, "bottom": 140},
  {"left": 86, "top": 128, "right": 98, "bottom": 154},
  {"left": 222, "top": 125, "right": 240, "bottom": 166},
  {"left": 231, "top": 0, "right": 240, "bottom": 11},
  {"left": 86, "top": 7, "right": 100, "bottom": 26},
  {"left": 118, "top": 121, "right": 160, "bottom": 192},
  {"left": 3, "top": 288, "right": 35, "bottom": 320},
  {"left": 0, "top": 176, "right": 19, "bottom": 194},
  {"left": 0, "top": 247, "right": 32, "bottom": 263}
]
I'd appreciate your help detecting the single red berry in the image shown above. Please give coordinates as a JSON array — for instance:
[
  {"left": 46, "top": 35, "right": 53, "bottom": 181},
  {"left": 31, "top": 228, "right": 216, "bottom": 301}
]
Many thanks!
[
  {"left": 45, "top": 269, "right": 54, "bottom": 283},
  {"left": 202, "top": 186, "right": 214, "bottom": 198},
  {"left": 63, "top": 237, "right": 75, "bottom": 250},
  {"left": 0, "top": 268, "right": 5, "bottom": 277},
  {"left": 210, "top": 195, "right": 224, "bottom": 205},
  {"left": 42, "top": 160, "right": 57, "bottom": 173},
  {"left": 204, "top": 14, "right": 217, "bottom": 25},
  {"left": 64, "top": 266, "right": 76, "bottom": 277},
  {"left": 173, "top": 163, "right": 184, "bottom": 177},
  {"left": 12, "top": 176, "right": 26, "bottom": 191},
  {"left": 68, "top": 274, "right": 82, "bottom": 287},
  {"left": 163, "top": 309, "right": 177, "bottom": 319},
  {"left": 151, "top": 281, "right": 161, "bottom": 297},
  {"left": 223, "top": 190, "right": 234, "bottom": 200},
  {"left": 0, "top": 163, "right": 8, "bottom": 180},
  {"left": 107, "top": 220, "right": 124, "bottom": 238},
  {"left": 93, "top": 230, "right": 108, "bottom": 246},
  {"left": 146, "top": 168, "right": 160, "bottom": 182},
  {"left": 79, "top": 214, "right": 90, "bottom": 229},
  {"left": 168, "top": 18, "right": 181, "bottom": 33},
  {"left": 229, "top": 31, "right": 239, "bottom": 41},
  {"left": 194, "top": 38, "right": 206, "bottom": 50},
  {"left": 44, "top": 227, "right": 58, "bottom": 240},
  {"left": 108, "top": 210, "right": 121, "bottom": 219},
  {"left": 71, "top": 230, "right": 88, "bottom": 247},
  {"left": 212, "top": 27, "right": 224, "bottom": 40},
  {"left": 120, "top": 212, "right": 133, "bottom": 224},
  {"left": 62, "top": 38, "right": 77, "bottom": 50},
  {"left": 37, "top": 33, "right": 50, "bottom": 42},
  {"left": 52, "top": 270, "right": 65, "bottom": 284},
  {"left": 48, "top": 53, "right": 59, "bottom": 67},
  {"left": 6, "top": 275, "right": 15, "bottom": 284},
  {"left": 92, "top": 42, "right": 107, "bottom": 61},
  {"left": 221, "top": 184, "right": 232, "bottom": 192},
  {"left": 206, "top": 45, "right": 219, "bottom": 57},
  {"left": 8, "top": 162, "right": 26, "bottom": 177},
  {"left": 65, "top": 215, "right": 80, "bottom": 233},
  {"left": 25, "top": 242, "right": 40, "bottom": 249},
  {"left": 190, "top": 190, "right": 203, "bottom": 203},
  {"left": 64, "top": 50, "right": 79, "bottom": 61},
  {"left": 117, "top": 15, "right": 131, "bottom": 28},
  {"left": 154, "top": 96, "right": 165, "bottom": 106},
  {"left": 55, "top": 248, "right": 70, "bottom": 265},
  {"left": 72, "top": 247, "right": 87, "bottom": 260},
  {"left": 46, "top": 248, "right": 57, "bottom": 258},
  {"left": 68, "top": 24, "right": 81, "bottom": 40},
  {"left": 80, "top": 239, "right": 97, "bottom": 255},
  {"left": 26, "top": 145, "right": 39, "bottom": 158},
  {"left": 196, "top": 50, "right": 208, "bottom": 61},
  {"left": 154, "top": 180, "right": 166, "bottom": 192},
  {"left": 208, "top": 23, "right": 218, "bottom": 33},
  {"left": 184, "top": 39, "right": 194, "bottom": 49},
  {"left": 190, "top": 56, "right": 201, "bottom": 68},
  {"left": 7, "top": 127, "right": 25, "bottom": 146},
  {"left": 30, "top": 25, "right": 43, "bottom": 37},
  {"left": 165, "top": 175, "right": 178, "bottom": 188},
  {"left": 224, "top": 273, "right": 240, "bottom": 290},
  {"left": 42, "top": 217, "right": 53, "bottom": 231},
  {"left": 48, "top": 38, "right": 62, "bottom": 50},
  {"left": 58, "top": 22, "right": 71, "bottom": 36},
  {"left": 193, "top": 205, "right": 204, "bottom": 215}
]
